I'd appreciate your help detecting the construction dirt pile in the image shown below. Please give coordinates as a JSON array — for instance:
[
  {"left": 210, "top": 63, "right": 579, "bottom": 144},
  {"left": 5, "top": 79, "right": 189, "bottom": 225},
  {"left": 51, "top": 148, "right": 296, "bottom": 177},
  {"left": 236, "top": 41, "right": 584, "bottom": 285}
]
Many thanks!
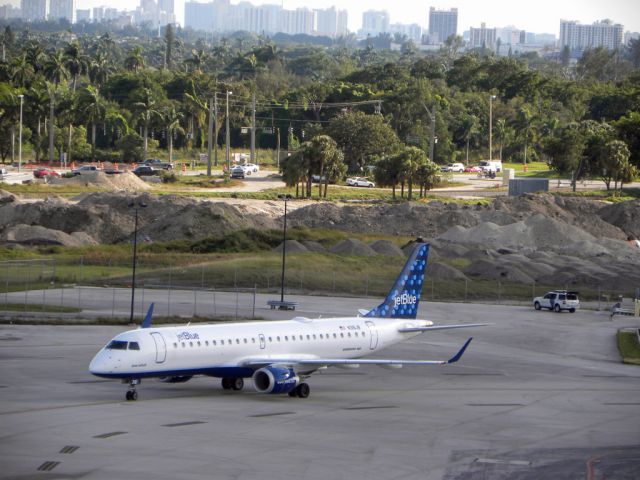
[
  {"left": 1, "top": 191, "right": 639, "bottom": 288},
  {"left": 48, "top": 171, "right": 152, "bottom": 190}
]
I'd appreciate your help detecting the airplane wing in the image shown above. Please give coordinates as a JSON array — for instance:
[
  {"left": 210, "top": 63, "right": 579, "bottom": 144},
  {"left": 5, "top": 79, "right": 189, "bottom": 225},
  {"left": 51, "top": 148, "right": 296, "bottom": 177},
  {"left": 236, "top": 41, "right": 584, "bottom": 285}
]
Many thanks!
[
  {"left": 398, "top": 323, "right": 489, "bottom": 333},
  {"left": 240, "top": 338, "right": 473, "bottom": 368}
]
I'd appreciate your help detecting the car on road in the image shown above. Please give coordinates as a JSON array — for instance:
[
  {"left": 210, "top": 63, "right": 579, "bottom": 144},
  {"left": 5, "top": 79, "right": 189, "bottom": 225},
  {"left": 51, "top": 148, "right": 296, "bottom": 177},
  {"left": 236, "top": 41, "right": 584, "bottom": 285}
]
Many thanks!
[
  {"left": 132, "top": 166, "right": 158, "bottom": 177},
  {"left": 464, "top": 165, "right": 482, "bottom": 173},
  {"left": 72, "top": 165, "right": 98, "bottom": 176},
  {"left": 33, "top": 168, "right": 60, "bottom": 178},
  {"left": 442, "top": 163, "right": 465, "bottom": 173},
  {"left": 241, "top": 163, "right": 259, "bottom": 173},
  {"left": 143, "top": 159, "right": 174, "bottom": 170},
  {"left": 533, "top": 290, "right": 580, "bottom": 313},
  {"left": 230, "top": 165, "right": 245, "bottom": 179},
  {"left": 346, "top": 177, "right": 375, "bottom": 187}
]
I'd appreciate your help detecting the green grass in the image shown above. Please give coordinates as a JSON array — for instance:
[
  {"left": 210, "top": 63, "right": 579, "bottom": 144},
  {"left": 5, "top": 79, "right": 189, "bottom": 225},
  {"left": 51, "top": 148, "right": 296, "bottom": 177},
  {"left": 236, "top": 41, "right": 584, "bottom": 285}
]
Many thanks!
[
  {"left": 0, "top": 303, "right": 81, "bottom": 313},
  {"left": 617, "top": 330, "right": 640, "bottom": 365}
]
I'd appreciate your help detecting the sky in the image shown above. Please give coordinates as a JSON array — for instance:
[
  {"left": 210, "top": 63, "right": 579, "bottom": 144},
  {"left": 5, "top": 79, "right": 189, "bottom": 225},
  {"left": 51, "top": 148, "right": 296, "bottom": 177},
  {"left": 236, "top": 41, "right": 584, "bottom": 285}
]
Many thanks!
[{"left": 65, "top": 0, "right": 640, "bottom": 35}]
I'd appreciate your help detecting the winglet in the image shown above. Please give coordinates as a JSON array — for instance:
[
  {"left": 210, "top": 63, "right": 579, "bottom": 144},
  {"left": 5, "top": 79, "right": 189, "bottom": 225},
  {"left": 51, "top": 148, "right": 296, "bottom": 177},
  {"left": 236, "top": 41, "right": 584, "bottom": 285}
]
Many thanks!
[
  {"left": 447, "top": 338, "right": 473, "bottom": 364},
  {"left": 140, "top": 303, "right": 154, "bottom": 329}
]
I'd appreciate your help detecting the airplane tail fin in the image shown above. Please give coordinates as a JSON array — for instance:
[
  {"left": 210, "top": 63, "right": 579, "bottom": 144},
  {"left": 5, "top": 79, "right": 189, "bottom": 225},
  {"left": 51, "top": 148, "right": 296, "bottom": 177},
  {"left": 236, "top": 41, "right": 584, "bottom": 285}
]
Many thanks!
[
  {"left": 364, "top": 243, "right": 429, "bottom": 319},
  {"left": 140, "top": 303, "right": 155, "bottom": 328}
]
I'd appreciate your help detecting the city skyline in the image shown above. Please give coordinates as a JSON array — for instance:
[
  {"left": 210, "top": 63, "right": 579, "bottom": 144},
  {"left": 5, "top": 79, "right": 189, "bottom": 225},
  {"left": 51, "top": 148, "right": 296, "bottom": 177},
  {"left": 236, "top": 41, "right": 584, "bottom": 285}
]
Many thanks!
[{"left": 4, "top": 0, "right": 639, "bottom": 35}]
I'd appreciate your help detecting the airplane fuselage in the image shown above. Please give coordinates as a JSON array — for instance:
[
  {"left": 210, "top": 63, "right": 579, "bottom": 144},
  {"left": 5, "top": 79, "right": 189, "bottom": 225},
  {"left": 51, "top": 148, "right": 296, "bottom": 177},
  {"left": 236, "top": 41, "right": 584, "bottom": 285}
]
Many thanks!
[{"left": 89, "top": 317, "right": 430, "bottom": 380}]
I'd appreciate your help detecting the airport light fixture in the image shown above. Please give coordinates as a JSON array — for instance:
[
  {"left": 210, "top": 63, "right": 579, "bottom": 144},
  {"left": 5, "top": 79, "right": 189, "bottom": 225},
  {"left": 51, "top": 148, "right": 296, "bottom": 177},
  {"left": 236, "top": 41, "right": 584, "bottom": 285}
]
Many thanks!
[
  {"left": 225, "top": 91, "right": 233, "bottom": 174},
  {"left": 18, "top": 94, "right": 24, "bottom": 172},
  {"left": 278, "top": 194, "right": 292, "bottom": 303},
  {"left": 489, "top": 94, "right": 496, "bottom": 160},
  {"left": 128, "top": 199, "right": 147, "bottom": 324}
]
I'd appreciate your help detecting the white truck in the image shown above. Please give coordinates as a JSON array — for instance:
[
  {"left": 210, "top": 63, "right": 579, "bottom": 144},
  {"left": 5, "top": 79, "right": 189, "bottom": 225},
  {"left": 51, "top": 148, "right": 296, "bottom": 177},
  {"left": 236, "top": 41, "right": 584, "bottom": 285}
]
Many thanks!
[{"left": 479, "top": 160, "right": 502, "bottom": 173}]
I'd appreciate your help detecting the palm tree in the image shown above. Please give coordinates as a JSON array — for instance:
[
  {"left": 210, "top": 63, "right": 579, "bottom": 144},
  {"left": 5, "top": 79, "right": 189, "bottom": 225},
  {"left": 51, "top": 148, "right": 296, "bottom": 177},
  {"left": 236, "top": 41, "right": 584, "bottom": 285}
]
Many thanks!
[
  {"left": 132, "top": 88, "right": 160, "bottom": 159},
  {"left": 495, "top": 118, "right": 507, "bottom": 161},
  {"left": 43, "top": 49, "right": 69, "bottom": 85},
  {"left": 88, "top": 52, "right": 114, "bottom": 89},
  {"left": 124, "top": 46, "right": 145, "bottom": 73},
  {"left": 515, "top": 106, "right": 535, "bottom": 165},
  {"left": 10, "top": 53, "right": 34, "bottom": 88},
  {"left": 78, "top": 86, "right": 107, "bottom": 160},
  {"left": 26, "top": 83, "right": 51, "bottom": 162},
  {"left": 184, "top": 49, "right": 210, "bottom": 74},
  {"left": 63, "top": 41, "right": 89, "bottom": 92},
  {"left": 162, "top": 104, "right": 184, "bottom": 163},
  {"left": 461, "top": 115, "right": 479, "bottom": 164}
]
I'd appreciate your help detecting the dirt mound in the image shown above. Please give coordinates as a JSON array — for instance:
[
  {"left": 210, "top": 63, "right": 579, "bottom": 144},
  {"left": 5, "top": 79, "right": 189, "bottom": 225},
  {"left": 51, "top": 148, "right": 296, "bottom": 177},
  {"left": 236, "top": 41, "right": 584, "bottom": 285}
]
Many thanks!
[
  {"left": 49, "top": 171, "right": 151, "bottom": 191},
  {"left": 426, "top": 262, "right": 468, "bottom": 281},
  {"left": 330, "top": 239, "right": 377, "bottom": 256},
  {"left": 301, "top": 241, "right": 327, "bottom": 253},
  {"left": 369, "top": 240, "right": 404, "bottom": 257},
  {"left": 0, "top": 189, "right": 18, "bottom": 205},
  {"left": 598, "top": 200, "right": 640, "bottom": 238},
  {"left": 272, "top": 240, "right": 309, "bottom": 253},
  {"left": 2, "top": 224, "right": 98, "bottom": 247}
]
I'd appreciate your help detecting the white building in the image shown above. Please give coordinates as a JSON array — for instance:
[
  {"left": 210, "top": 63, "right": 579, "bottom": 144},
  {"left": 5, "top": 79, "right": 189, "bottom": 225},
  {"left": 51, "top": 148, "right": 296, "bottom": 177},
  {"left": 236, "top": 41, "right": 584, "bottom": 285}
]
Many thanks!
[
  {"left": 361, "top": 10, "right": 389, "bottom": 36},
  {"left": 184, "top": 1, "right": 213, "bottom": 31},
  {"left": 427, "top": 7, "right": 457, "bottom": 44},
  {"left": 20, "top": 0, "right": 48, "bottom": 21},
  {"left": 50, "top": 0, "right": 76, "bottom": 23},
  {"left": 75, "top": 8, "right": 90, "bottom": 22},
  {"left": 315, "top": 6, "right": 348, "bottom": 38},
  {"left": 559, "top": 19, "right": 623, "bottom": 51},
  {"left": 469, "top": 22, "right": 497, "bottom": 50}
]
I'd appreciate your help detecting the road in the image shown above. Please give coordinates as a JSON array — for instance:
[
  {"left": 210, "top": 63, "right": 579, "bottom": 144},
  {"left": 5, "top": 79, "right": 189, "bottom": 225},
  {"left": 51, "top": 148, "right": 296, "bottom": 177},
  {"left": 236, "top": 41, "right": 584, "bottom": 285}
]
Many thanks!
[{"left": 1, "top": 290, "right": 639, "bottom": 479}]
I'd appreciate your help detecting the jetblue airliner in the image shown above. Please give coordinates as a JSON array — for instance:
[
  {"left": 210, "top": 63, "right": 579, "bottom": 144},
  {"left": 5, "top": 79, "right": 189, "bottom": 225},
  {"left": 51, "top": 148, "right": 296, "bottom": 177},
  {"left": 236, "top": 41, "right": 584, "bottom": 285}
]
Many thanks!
[{"left": 90, "top": 243, "right": 485, "bottom": 400}]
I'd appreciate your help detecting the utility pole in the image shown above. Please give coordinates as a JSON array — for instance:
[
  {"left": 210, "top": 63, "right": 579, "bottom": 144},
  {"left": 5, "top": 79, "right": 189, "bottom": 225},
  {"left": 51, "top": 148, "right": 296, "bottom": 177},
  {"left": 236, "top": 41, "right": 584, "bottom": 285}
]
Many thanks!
[
  {"left": 489, "top": 94, "right": 496, "bottom": 161},
  {"left": 48, "top": 94, "right": 55, "bottom": 163},
  {"left": 225, "top": 90, "right": 232, "bottom": 174},
  {"left": 207, "top": 96, "right": 214, "bottom": 176},
  {"left": 422, "top": 103, "right": 436, "bottom": 163},
  {"left": 250, "top": 92, "right": 256, "bottom": 164},
  {"left": 18, "top": 94, "right": 23, "bottom": 172},
  {"left": 214, "top": 94, "right": 218, "bottom": 166},
  {"left": 276, "top": 127, "right": 280, "bottom": 168}
]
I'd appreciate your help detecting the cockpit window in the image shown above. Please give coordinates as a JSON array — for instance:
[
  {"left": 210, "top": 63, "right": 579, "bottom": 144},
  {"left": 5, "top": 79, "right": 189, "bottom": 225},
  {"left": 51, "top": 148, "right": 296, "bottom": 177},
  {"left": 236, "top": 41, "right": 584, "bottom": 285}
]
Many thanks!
[
  {"left": 106, "top": 340, "right": 128, "bottom": 350},
  {"left": 128, "top": 342, "right": 140, "bottom": 350}
]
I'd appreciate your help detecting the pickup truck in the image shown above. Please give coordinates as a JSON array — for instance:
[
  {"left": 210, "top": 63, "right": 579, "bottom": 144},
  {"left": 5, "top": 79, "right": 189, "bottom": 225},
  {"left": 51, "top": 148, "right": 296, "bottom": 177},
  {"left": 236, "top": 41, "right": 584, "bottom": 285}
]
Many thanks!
[{"left": 143, "top": 159, "right": 174, "bottom": 170}]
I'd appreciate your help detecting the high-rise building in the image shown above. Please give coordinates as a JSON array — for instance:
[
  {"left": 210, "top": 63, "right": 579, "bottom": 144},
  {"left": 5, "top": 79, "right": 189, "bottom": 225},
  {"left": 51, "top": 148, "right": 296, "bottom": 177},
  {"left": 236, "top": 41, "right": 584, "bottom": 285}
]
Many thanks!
[
  {"left": 158, "top": 0, "right": 174, "bottom": 15},
  {"left": 20, "top": 0, "right": 48, "bottom": 21},
  {"left": 361, "top": 10, "right": 389, "bottom": 36},
  {"left": 184, "top": 1, "right": 214, "bottom": 31},
  {"left": 316, "top": 6, "right": 348, "bottom": 37},
  {"left": 76, "top": 8, "right": 91, "bottom": 22},
  {"left": 428, "top": 7, "right": 457, "bottom": 44},
  {"left": 559, "top": 19, "right": 623, "bottom": 51},
  {"left": 469, "top": 22, "right": 497, "bottom": 49},
  {"left": 50, "top": 0, "right": 76, "bottom": 23}
]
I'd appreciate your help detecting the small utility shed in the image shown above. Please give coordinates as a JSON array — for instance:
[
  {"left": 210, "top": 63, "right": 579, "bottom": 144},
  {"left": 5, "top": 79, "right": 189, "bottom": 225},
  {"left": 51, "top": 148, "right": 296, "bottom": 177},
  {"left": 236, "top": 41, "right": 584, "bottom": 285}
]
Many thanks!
[{"left": 509, "top": 178, "right": 549, "bottom": 196}]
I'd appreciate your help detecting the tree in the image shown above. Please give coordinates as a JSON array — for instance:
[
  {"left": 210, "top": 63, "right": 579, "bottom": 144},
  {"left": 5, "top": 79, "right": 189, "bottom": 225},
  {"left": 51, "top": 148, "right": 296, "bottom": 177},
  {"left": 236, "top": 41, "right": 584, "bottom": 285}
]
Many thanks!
[
  {"left": 89, "top": 52, "right": 114, "bottom": 89},
  {"left": 514, "top": 106, "right": 535, "bottom": 165},
  {"left": 77, "top": 86, "right": 107, "bottom": 160},
  {"left": 162, "top": 103, "right": 184, "bottom": 163},
  {"left": 596, "top": 140, "right": 631, "bottom": 192},
  {"left": 614, "top": 112, "right": 640, "bottom": 169},
  {"left": 63, "top": 41, "right": 89, "bottom": 92},
  {"left": 374, "top": 153, "right": 405, "bottom": 199},
  {"left": 124, "top": 46, "right": 145, "bottom": 73},
  {"left": 305, "top": 135, "right": 345, "bottom": 198},
  {"left": 543, "top": 124, "right": 586, "bottom": 191},
  {"left": 164, "top": 23, "right": 180, "bottom": 70},
  {"left": 328, "top": 111, "right": 401, "bottom": 172},
  {"left": 132, "top": 88, "right": 161, "bottom": 159},
  {"left": 460, "top": 114, "right": 479, "bottom": 164}
]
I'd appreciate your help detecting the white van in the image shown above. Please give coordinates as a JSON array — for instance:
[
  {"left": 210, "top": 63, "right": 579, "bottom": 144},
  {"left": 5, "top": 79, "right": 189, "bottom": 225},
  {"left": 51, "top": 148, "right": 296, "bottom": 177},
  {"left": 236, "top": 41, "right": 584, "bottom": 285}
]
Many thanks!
[{"left": 479, "top": 160, "right": 502, "bottom": 173}]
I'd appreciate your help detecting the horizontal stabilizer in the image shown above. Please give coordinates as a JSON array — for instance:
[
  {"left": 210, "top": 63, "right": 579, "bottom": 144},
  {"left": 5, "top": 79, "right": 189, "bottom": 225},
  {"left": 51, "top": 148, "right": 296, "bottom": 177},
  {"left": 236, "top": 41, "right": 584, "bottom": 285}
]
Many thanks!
[{"left": 398, "top": 323, "right": 489, "bottom": 333}]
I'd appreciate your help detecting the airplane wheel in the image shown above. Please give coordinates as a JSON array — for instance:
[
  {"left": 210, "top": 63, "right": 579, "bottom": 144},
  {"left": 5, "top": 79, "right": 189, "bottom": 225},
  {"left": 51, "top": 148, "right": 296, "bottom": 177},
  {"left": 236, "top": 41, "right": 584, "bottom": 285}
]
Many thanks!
[
  {"left": 125, "top": 391, "right": 131, "bottom": 401},
  {"left": 296, "top": 383, "right": 310, "bottom": 399},
  {"left": 231, "top": 378, "right": 244, "bottom": 391},
  {"left": 221, "top": 378, "right": 232, "bottom": 390},
  {"left": 126, "top": 390, "right": 137, "bottom": 401},
  {"left": 131, "top": 391, "right": 138, "bottom": 401},
  {"left": 288, "top": 389, "right": 297, "bottom": 397}
]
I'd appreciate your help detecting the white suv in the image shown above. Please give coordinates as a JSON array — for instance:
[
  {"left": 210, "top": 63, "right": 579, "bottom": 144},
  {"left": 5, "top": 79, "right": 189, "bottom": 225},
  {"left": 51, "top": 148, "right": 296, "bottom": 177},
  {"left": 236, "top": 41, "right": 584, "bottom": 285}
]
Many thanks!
[
  {"left": 533, "top": 291, "right": 579, "bottom": 313},
  {"left": 442, "top": 163, "right": 464, "bottom": 173},
  {"left": 346, "top": 177, "right": 375, "bottom": 187}
]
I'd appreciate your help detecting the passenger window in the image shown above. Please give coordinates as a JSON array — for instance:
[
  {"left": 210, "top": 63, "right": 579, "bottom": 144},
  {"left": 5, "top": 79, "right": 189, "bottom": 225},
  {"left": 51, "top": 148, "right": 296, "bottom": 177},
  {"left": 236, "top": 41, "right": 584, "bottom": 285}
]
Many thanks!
[
  {"left": 252, "top": 338, "right": 256, "bottom": 343},
  {"left": 128, "top": 342, "right": 140, "bottom": 350},
  {"left": 333, "top": 333, "right": 337, "bottom": 338},
  {"left": 197, "top": 341, "right": 201, "bottom": 347},
  {"left": 228, "top": 339, "right": 232, "bottom": 344},
  {"left": 205, "top": 341, "right": 209, "bottom": 346},
  {"left": 292, "top": 336, "right": 295, "bottom": 341},
  {"left": 313, "top": 335, "right": 317, "bottom": 340},
  {"left": 174, "top": 343, "right": 178, "bottom": 348},
  {"left": 235, "top": 339, "right": 240, "bottom": 344},
  {"left": 285, "top": 336, "right": 288, "bottom": 341},
  {"left": 307, "top": 335, "right": 311, "bottom": 340},
  {"left": 299, "top": 335, "right": 303, "bottom": 340},
  {"left": 189, "top": 342, "right": 193, "bottom": 347},
  {"left": 269, "top": 337, "right": 273, "bottom": 342},
  {"left": 213, "top": 340, "right": 217, "bottom": 346},
  {"left": 348, "top": 332, "right": 351, "bottom": 337},
  {"left": 181, "top": 342, "right": 185, "bottom": 348},
  {"left": 319, "top": 334, "right": 323, "bottom": 339},
  {"left": 340, "top": 333, "right": 344, "bottom": 338},
  {"left": 221, "top": 340, "right": 225, "bottom": 345},
  {"left": 277, "top": 336, "right": 281, "bottom": 342},
  {"left": 243, "top": 338, "right": 248, "bottom": 344}
]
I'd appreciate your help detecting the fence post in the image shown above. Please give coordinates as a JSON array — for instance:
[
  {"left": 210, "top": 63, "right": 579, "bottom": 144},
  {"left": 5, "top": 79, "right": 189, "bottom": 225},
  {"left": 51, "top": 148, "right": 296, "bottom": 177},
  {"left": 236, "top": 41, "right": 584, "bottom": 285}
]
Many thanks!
[
  {"left": 193, "top": 287, "right": 197, "bottom": 317},
  {"left": 598, "top": 285, "right": 601, "bottom": 311},
  {"left": 332, "top": 272, "right": 336, "bottom": 293},
  {"left": 78, "top": 256, "right": 84, "bottom": 309},
  {"left": 111, "top": 287, "right": 116, "bottom": 318},
  {"left": 365, "top": 274, "right": 369, "bottom": 297},
  {"left": 252, "top": 284, "right": 256, "bottom": 319},
  {"left": 212, "top": 285, "right": 217, "bottom": 316},
  {"left": 167, "top": 264, "right": 172, "bottom": 317},
  {"left": 4, "top": 266, "right": 9, "bottom": 308},
  {"left": 24, "top": 263, "right": 29, "bottom": 312},
  {"left": 235, "top": 287, "right": 239, "bottom": 321},
  {"left": 465, "top": 278, "right": 468, "bottom": 302},
  {"left": 498, "top": 281, "right": 502, "bottom": 304}
]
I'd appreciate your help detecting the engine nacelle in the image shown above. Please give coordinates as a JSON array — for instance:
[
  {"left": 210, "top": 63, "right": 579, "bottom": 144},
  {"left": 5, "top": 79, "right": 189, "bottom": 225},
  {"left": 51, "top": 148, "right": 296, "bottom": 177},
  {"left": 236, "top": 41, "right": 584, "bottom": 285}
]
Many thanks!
[
  {"left": 252, "top": 366, "right": 299, "bottom": 394},
  {"left": 159, "top": 375, "right": 193, "bottom": 383}
]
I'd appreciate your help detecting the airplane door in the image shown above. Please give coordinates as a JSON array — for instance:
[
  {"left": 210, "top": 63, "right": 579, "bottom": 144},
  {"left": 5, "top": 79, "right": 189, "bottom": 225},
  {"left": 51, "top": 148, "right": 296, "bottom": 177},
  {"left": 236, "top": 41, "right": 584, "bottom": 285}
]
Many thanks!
[
  {"left": 150, "top": 332, "right": 167, "bottom": 364},
  {"left": 365, "top": 321, "right": 378, "bottom": 350},
  {"left": 259, "top": 334, "right": 266, "bottom": 350}
]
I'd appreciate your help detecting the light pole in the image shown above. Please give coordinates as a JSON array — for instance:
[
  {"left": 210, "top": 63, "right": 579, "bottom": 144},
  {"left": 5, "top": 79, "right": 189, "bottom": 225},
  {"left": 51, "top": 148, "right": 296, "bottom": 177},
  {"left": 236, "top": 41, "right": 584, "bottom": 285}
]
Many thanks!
[
  {"left": 18, "top": 94, "right": 23, "bottom": 173},
  {"left": 278, "top": 194, "right": 292, "bottom": 303},
  {"left": 128, "top": 199, "right": 147, "bottom": 324},
  {"left": 489, "top": 94, "right": 496, "bottom": 161},
  {"left": 225, "top": 91, "right": 233, "bottom": 174}
]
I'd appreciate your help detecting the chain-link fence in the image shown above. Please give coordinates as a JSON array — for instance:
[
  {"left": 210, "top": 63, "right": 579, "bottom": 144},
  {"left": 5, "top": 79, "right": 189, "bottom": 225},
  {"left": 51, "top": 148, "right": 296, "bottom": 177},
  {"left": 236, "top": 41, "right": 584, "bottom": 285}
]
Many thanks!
[{"left": 1, "top": 257, "right": 639, "bottom": 317}]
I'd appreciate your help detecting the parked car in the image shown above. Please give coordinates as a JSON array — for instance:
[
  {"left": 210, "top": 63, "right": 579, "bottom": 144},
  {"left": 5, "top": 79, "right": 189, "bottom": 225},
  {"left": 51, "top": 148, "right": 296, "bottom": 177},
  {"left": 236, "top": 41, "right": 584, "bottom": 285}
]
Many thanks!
[
  {"left": 230, "top": 165, "right": 245, "bottom": 179},
  {"left": 33, "top": 168, "right": 60, "bottom": 178},
  {"left": 144, "top": 159, "right": 174, "bottom": 170},
  {"left": 71, "top": 165, "right": 98, "bottom": 176},
  {"left": 346, "top": 177, "right": 375, "bottom": 187},
  {"left": 479, "top": 160, "right": 502, "bottom": 173},
  {"left": 464, "top": 165, "right": 482, "bottom": 173},
  {"left": 533, "top": 290, "right": 580, "bottom": 313},
  {"left": 442, "top": 163, "right": 465, "bottom": 173},
  {"left": 241, "top": 163, "right": 259, "bottom": 173},
  {"left": 132, "top": 166, "right": 157, "bottom": 177}
]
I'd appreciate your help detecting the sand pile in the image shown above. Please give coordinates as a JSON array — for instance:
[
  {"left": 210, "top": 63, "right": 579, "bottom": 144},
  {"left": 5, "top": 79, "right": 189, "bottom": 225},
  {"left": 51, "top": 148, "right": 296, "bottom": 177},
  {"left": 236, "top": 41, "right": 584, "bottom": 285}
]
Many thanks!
[
  {"left": 48, "top": 171, "right": 152, "bottom": 190},
  {"left": 330, "top": 239, "right": 378, "bottom": 256}
]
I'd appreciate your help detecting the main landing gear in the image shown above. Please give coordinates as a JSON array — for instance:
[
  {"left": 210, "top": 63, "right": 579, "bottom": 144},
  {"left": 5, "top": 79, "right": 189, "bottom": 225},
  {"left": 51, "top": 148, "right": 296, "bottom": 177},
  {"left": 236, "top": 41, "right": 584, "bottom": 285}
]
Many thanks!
[
  {"left": 288, "top": 383, "right": 310, "bottom": 399},
  {"left": 221, "top": 377, "right": 244, "bottom": 391},
  {"left": 124, "top": 378, "right": 141, "bottom": 401}
]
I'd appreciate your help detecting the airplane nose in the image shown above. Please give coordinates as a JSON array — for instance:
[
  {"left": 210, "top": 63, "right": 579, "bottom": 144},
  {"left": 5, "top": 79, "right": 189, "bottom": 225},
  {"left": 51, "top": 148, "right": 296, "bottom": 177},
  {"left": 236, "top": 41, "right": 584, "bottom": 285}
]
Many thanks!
[{"left": 89, "top": 351, "right": 112, "bottom": 376}]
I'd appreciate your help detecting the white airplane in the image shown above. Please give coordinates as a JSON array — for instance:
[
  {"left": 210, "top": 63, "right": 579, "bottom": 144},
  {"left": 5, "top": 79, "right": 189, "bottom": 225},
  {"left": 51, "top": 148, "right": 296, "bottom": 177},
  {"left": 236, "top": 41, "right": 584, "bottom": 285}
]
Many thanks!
[{"left": 90, "top": 243, "right": 486, "bottom": 401}]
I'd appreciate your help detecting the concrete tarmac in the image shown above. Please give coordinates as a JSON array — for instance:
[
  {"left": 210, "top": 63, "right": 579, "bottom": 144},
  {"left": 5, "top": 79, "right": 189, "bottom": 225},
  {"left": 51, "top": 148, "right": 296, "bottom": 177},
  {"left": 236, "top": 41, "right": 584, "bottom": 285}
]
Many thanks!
[{"left": 1, "top": 295, "right": 639, "bottom": 479}]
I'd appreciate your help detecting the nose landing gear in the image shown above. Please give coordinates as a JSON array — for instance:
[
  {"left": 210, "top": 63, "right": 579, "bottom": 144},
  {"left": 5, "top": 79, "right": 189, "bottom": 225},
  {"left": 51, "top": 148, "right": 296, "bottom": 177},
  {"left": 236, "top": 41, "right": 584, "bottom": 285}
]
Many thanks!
[{"left": 124, "top": 378, "right": 141, "bottom": 401}]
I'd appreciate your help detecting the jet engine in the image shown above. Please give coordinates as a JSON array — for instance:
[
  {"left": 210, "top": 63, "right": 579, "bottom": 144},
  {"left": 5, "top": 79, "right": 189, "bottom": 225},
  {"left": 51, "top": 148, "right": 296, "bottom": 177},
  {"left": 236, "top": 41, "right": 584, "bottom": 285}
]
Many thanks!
[{"left": 252, "top": 366, "right": 299, "bottom": 394}]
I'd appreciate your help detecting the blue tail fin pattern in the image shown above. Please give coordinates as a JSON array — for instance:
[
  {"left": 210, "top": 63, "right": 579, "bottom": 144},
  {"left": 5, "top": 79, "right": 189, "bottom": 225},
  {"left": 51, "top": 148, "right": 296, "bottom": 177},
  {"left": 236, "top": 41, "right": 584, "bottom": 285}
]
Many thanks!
[{"left": 364, "top": 243, "right": 429, "bottom": 319}]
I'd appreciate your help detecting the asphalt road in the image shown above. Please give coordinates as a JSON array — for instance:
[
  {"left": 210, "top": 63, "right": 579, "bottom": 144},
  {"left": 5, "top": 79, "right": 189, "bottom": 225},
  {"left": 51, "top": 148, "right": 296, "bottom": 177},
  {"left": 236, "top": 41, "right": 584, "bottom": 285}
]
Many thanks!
[{"left": 1, "top": 292, "right": 639, "bottom": 480}]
